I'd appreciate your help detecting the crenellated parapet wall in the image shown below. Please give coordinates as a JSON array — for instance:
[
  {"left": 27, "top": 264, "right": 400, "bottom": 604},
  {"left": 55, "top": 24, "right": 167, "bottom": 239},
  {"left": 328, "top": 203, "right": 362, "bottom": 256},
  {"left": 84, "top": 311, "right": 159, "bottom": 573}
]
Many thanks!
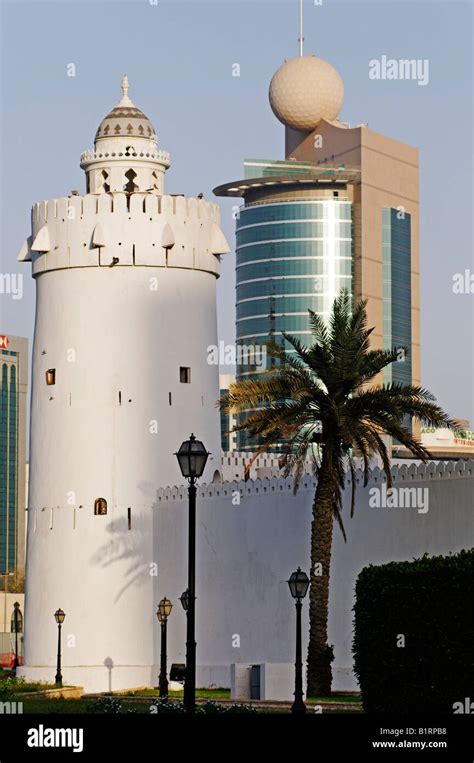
[
  {"left": 17, "top": 192, "right": 230, "bottom": 276},
  {"left": 155, "top": 458, "right": 474, "bottom": 501}
]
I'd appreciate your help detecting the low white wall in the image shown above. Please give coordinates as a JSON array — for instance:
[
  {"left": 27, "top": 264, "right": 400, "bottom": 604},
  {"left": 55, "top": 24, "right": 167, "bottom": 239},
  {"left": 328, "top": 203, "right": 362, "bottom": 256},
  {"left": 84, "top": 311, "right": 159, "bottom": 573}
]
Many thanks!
[{"left": 153, "top": 460, "right": 474, "bottom": 694}]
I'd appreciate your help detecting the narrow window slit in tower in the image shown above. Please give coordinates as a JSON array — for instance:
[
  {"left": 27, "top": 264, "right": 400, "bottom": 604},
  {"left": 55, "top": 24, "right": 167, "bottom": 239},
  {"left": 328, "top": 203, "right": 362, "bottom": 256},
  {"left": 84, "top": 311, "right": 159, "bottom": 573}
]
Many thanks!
[
  {"left": 119, "top": 391, "right": 122, "bottom": 405},
  {"left": 46, "top": 369, "right": 56, "bottom": 386},
  {"left": 180, "top": 367, "right": 191, "bottom": 384},
  {"left": 169, "top": 392, "right": 172, "bottom": 406},
  {"left": 127, "top": 507, "right": 132, "bottom": 530},
  {"left": 132, "top": 244, "right": 136, "bottom": 265},
  {"left": 50, "top": 508, "right": 54, "bottom": 530}
]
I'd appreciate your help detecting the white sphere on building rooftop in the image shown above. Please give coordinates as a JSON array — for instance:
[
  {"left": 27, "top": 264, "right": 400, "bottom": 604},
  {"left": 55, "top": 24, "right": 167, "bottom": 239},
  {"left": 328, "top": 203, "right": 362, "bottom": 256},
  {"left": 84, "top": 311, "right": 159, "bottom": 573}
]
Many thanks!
[{"left": 269, "top": 55, "right": 344, "bottom": 131}]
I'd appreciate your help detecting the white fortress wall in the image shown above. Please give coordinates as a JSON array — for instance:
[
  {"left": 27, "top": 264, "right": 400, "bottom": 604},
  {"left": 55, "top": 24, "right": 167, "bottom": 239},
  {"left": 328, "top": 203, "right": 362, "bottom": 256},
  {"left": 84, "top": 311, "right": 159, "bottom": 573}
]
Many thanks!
[{"left": 153, "top": 460, "right": 474, "bottom": 691}]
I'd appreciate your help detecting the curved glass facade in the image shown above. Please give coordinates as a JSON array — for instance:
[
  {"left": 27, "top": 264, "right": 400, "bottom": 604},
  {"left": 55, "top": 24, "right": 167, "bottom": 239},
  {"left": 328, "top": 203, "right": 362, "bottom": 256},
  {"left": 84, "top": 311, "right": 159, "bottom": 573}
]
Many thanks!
[{"left": 235, "top": 199, "right": 353, "bottom": 450}]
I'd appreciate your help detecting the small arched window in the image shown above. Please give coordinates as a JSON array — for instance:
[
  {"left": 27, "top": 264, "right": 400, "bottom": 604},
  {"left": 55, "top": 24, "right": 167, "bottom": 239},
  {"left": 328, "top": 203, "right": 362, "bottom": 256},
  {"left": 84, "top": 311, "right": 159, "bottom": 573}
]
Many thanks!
[{"left": 94, "top": 497, "right": 107, "bottom": 516}]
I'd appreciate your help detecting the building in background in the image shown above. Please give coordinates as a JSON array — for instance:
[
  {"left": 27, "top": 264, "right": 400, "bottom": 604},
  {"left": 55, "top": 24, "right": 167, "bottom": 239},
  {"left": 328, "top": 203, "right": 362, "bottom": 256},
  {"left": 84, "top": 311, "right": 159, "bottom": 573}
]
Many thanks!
[
  {"left": 215, "top": 54, "right": 420, "bottom": 450},
  {"left": 219, "top": 373, "right": 236, "bottom": 452},
  {"left": 407, "top": 421, "right": 474, "bottom": 460},
  {"left": 0, "top": 334, "right": 28, "bottom": 577}
]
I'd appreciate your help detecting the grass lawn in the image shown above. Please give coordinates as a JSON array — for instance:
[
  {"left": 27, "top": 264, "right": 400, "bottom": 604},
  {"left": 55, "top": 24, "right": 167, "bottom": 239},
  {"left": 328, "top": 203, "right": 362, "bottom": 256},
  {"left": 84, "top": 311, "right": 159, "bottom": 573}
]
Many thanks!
[
  {"left": 4, "top": 678, "right": 361, "bottom": 713},
  {"left": 18, "top": 699, "right": 152, "bottom": 714},
  {"left": 307, "top": 694, "right": 362, "bottom": 703},
  {"left": 128, "top": 687, "right": 230, "bottom": 700}
]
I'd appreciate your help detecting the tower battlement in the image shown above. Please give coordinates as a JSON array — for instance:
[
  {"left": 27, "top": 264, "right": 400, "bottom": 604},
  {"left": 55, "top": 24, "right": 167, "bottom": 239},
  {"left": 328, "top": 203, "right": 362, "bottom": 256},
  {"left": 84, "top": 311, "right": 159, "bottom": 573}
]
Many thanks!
[{"left": 18, "top": 192, "right": 229, "bottom": 276}]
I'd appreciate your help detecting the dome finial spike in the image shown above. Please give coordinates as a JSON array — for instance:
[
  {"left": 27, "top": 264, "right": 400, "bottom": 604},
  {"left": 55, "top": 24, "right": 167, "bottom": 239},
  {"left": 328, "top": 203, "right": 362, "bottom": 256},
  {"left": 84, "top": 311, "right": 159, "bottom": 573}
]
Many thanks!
[
  {"left": 118, "top": 74, "right": 133, "bottom": 106},
  {"left": 122, "top": 74, "right": 129, "bottom": 98}
]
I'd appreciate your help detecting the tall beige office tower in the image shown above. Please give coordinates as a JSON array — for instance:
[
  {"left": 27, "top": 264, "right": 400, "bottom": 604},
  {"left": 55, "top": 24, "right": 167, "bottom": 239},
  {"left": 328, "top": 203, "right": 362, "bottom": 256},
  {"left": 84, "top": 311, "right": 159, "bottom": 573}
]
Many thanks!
[{"left": 215, "top": 54, "right": 420, "bottom": 450}]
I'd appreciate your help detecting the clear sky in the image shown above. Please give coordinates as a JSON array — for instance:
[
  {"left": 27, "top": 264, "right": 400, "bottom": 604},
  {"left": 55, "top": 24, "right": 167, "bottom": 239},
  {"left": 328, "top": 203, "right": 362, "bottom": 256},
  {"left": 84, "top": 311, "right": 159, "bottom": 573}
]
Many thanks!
[{"left": 1, "top": 0, "right": 473, "bottom": 422}]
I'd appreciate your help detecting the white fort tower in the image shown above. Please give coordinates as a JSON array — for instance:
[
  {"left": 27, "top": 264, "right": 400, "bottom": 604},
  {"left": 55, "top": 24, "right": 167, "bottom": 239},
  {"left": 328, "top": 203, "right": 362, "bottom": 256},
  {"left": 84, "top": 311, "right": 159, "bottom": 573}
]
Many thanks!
[{"left": 17, "top": 77, "right": 229, "bottom": 691}]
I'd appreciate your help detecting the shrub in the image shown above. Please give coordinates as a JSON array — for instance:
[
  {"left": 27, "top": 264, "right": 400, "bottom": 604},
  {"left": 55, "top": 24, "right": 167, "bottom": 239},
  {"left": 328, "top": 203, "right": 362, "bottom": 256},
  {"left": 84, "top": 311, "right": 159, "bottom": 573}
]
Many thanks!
[
  {"left": 93, "top": 697, "right": 125, "bottom": 714},
  {"left": 353, "top": 548, "right": 474, "bottom": 713},
  {"left": 149, "top": 698, "right": 186, "bottom": 715},
  {"left": 149, "top": 698, "right": 256, "bottom": 715},
  {"left": 0, "top": 679, "right": 15, "bottom": 702}
]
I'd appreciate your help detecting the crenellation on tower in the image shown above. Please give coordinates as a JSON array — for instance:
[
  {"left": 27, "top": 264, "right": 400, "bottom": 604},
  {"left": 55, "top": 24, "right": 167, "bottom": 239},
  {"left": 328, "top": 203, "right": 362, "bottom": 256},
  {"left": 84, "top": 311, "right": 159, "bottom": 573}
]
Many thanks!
[{"left": 20, "top": 192, "right": 227, "bottom": 276}]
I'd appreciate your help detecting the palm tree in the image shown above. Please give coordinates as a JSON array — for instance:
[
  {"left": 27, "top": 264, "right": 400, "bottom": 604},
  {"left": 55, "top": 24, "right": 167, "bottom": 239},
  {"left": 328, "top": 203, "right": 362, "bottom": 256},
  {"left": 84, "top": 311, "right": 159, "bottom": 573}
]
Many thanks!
[{"left": 219, "top": 291, "right": 457, "bottom": 697}]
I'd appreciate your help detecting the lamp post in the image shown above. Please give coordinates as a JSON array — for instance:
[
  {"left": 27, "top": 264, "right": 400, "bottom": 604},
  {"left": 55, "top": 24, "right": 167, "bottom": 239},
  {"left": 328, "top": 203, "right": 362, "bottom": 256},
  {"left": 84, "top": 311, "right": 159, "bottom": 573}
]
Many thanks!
[
  {"left": 287, "top": 567, "right": 309, "bottom": 715},
  {"left": 157, "top": 597, "right": 173, "bottom": 697},
  {"left": 54, "top": 608, "right": 65, "bottom": 686},
  {"left": 2, "top": 572, "right": 13, "bottom": 644},
  {"left": 179, "top": 589, "right": 189, "bottom": 705},
  {"left": 175, "top": 434, "right": 209, "bottom": 714},
  {"left": 13, "top": 602, "right": 20, "bottom": 672}
]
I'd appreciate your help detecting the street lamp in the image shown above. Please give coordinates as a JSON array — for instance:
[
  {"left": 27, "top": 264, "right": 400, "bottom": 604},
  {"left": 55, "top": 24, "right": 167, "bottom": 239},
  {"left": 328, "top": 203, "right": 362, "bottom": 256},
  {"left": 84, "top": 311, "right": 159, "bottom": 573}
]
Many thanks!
[
  {"left": 157, "top": 597, "right": 173, "bottom": 698},
  {"left": 179, "top": 589, "right": 189, "bottom": 612},
  {"left": 287, "top": 567, "right": 310, "bottom": 715},
  {"left": 54, "top": 608, "right": 66, "bottom": 686},
  {"left": 175, "top": 434, "right": 209, "bottom": 713},
  {"left": 13, "top": 602, "right": 20, "bottom": 672}
]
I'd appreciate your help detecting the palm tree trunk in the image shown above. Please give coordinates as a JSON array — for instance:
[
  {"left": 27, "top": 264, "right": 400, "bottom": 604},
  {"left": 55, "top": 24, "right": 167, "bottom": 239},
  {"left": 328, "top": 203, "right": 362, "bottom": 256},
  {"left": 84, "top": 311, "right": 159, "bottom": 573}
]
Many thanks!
[{"left": 307, "top": 451, "right": 335, "bottom": 697}]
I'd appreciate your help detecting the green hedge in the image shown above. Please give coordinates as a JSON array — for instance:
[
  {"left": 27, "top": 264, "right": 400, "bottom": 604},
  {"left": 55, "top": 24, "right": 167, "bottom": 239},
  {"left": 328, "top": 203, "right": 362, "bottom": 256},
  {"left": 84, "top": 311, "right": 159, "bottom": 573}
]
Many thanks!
[{"left": 352, "top": 549, "right": 474, "bottom": 713}]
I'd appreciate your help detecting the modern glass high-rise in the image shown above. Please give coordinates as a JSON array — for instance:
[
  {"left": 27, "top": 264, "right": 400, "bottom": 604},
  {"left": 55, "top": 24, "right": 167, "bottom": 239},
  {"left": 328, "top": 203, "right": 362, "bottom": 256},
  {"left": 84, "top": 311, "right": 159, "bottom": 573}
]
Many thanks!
[
  {"left": 235, "top": 162, "right": 354, "bottom": 352},
  {"left": 0, "top": 335, "right": 28, "bottom": 574},
  {"left": 214, "top": 54, "right": 420, "bottom": 451}
]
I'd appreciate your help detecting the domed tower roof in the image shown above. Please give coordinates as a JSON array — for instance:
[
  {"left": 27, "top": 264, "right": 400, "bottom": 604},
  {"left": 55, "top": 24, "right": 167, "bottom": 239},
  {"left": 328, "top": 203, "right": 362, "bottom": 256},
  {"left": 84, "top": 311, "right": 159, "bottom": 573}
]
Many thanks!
[
  {"left": 80, "top": 76, "right": 170, "bottom": 195},
  {"left": 269, "top": 55, "right": 344, "bottom": 131},
  {"left": 95, "top": 75, "right": 157, "bottom": 145}
]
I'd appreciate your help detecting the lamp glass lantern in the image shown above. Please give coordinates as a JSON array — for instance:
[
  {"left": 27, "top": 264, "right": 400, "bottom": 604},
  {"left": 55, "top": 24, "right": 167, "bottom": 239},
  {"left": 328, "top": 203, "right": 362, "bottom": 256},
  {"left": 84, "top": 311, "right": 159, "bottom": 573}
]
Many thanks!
[
  {"left": 180, "top": 590, "right": 189, "bottom": 612},
  {"left": 54, "top": 608, "right": 66, "bottom": 624},
  {"left": 157, "top": 597, "right": 173, "bottom": 622},
  {"left": 175, "top": 434, "right": 209, "bottom": 479},
  {"left": 287, "top": 567, "right": 310, "bottom": 599}
]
